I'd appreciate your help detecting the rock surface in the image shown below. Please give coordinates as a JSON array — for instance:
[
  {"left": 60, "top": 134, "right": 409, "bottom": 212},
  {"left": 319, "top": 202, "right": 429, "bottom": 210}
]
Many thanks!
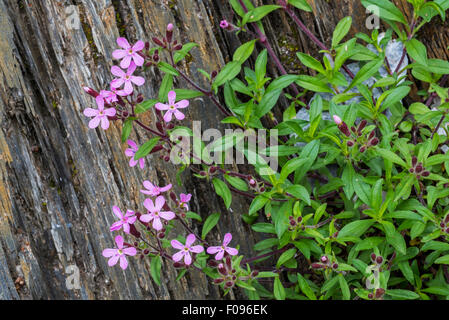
[{"left": 0, "top": 0, "right": 448, "bottom": 300}]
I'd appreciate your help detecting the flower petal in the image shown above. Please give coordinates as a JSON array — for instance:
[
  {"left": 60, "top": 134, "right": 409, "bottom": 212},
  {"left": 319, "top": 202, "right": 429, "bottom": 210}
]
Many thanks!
[
  {"left": 173, "top": 109, "right": 185, "bottom": 121},
  {"left": 104, "top": 108, "right": 117, "bottom": 117},
  {"left": 132, "top": 53, "right": 144, "bottom": 67},
  {"left": 139, "top": 213, "right": 152, "bottom": 223},
  {"left": 190, "top": 245, "right": 204, "bottom": 254},
  {"left": 115, "top": 235, "right": 124, "bottom": 249},
  {"left": 155, "top": 103, "right": 169, "bottom": 111},
  {"left": 225, "top": 247, "right": 238, "bottom": 256},
  {"left": 110, "top": 221, "right": 123, "bottom": 231},
  {"left": 117, "top": 37, "right": 131, "bottom": 49},
  {"left": 206, "top": 246, "right": 220, "bottom": 254},
  {"left": 131, "top": 76, "right": 145, "bottom": 86},
  {"left": 163, "top": 110, "right": 174, "bottom": 123},
  {"left": 172, "top": 250, "right": 185, "bottom": 262},
  {"left": 112, "top": 49, "right": 127, "bottom": 59},
  {"left": 159, "top": 211, "right": 175, "bottom": 221},
  {"left": 112, "top": 206, "right": 122, "bottom": 219},
  {"left": 175, "top": 99, "right": 189, "bottom": 109},
  {"left": 155, "top": 196, "right": 165, "bottom": 211},
  {"left": 102, "top": 248, "right": 117, "bottom": 258},
  {"left": 152, "top": 217, "right": 163, "bottom": 231},
  {"left": 168, "top": 91, "right": 176, "bottom": 105},
  {"left": 186, "top": 234, "right": 196, "bottom": 247},
  {"left": 171, "top": 239, "right": 184, "bottom": 250},
  {"left": 111, "top": 65, "right": 125, "bottom": 77},
  {"left": 143, "top": 198, "right": 155, "bottom": 212},
  {"left": 127, "top": 61, "right": 137, "bottom": 75},
  {"left": 159, "top": 184, "right": 172, "bottom": 192},
  {"left": 108, "top": 255, "right": 120, "bottom": 267},
  {"left": 184, "top": 252, "right": 192, "bottom": 265},
  {"left": 88, "top": 116, "right": 101, "bottom": 129},
  {"left": 123, "top": 247, "right": 137, "bottom": 256},
  {"left": 215, "top": 250, "right": 225, "bottom": 261},
  {"left": 111, "top": 78, "right": 125, "bottom": 89},
  {"left": 124, "top": 148, "right": 135, "bottom": 157},
  {"left": 100, "top": 116, "right": 110, "bottom": 130},
  {"left": 83, "top": 108, "right": 98, "bottom": 117},
  {"left": 119, "top": 255, "right": 128, "bottom": 270},
  {"left": 223, "top": 233, "right": 232, "bottom": 246},
  {"left": 127, "top": 139, "right": 138, "bottom": 150},
  {"left": 132, "top": 40, "right": 145, "bottom": 51}
]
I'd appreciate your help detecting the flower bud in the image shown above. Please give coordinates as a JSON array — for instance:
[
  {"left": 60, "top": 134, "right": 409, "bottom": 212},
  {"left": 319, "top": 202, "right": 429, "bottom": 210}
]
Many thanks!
[
  {"left": 251, "top": 270, "right": 259, "bottom": 277},
  {"left": 173, "top": 44, "right": 183, "bottom": 51},
  {"left": 249, "top": 179, "right": 256, "bottom": 187},
  {"left": 358, "top": 120, "right": 367, "bottom": 132},
  {"left": 368, "top": 130, "right": 376, "bottom": 140},
  {"left": 145, "top": 42, "right": 150, "bottom": 50},
  {"left": 166, "top": 23, "right": 174, "bottom": 43},
  {"left": 83, "top": 87, "right": 100, "bottom": 98},
  {"left": 208, "top": 260, "right": 219, "bottom": 268},
  {"left": 370, "top": 253, "right": 377, "bottom": 262},
  {"left": 409, "top": 168, "right": 414, "bottom": 173},
  {"left": 152, "top": 37, "right": 165, "bottom": 47},
  {"left": 347, "top": 140, "right": 354, "bottom": 147},
  {"left": 446, "top": 227, "right": 449, "bottom": 234},
  {"left": 173, "top": 262, "right": 184, "bottom": 268},
  {"left": 220, "top": 20, "right": 229, "bottom": 29},
  {"left": 218, "top": 264, "right": 227, "bottom": 276},
  {"left": 351, "top": 126, "right": 356, "bottom": 133},
  {"left": 209, "top": 166, "right": 217, "bottom": 174},
  {"left": 129, "top": 224, "right": 141, "bottom": 238},
  {"left": 415, "top": 164, "right": 423, "bottom": 173},
  {"left": 143, "top": 249, "right": 150, "bottom": 255},
  {"left": 339, "top": 122, "right": 351, "bottom": 137},
  {"left": 412, "top": 156, "right": 418, "bottom": 167},
  {"left": 224, "top": 281, "right": 234, "bottom": 289},
  {"left": 445, "top": 214, "right": 449, "bottom": 223},
  {"left": 213, "top": 278, "right": 224, "bottom": 284},
  {"left": 136, "top": 94, "right": 144, "bottom": 103},
  {"left": 211, "top": 70, "right": 218, "bottom": 79},
  {"left": 440, "top": 222, "right": 445, "bottom": 228},
  {"left": 376, "top": 256, "right": 383, "bottom": 264},
  {"left": 369, "top": 137, "right": 379, "bottom": 146},
  {"left": 311, "top": 263, "right": 324, "bottom": 269},
  {"left": 359, "top": 146, "right": 366, "bottom": 153},
  {"left": 422, "top": 171, "right": 430, "bottom": 177},
  {"left": 332, "top": 263, "right": 339, "bottom": 269},
  {"left": 375, "top": 288, "right": 385, "bottom": 299},
  {"left": 333, "top": 115, "right": 342, "bottom": 125},
  {"left": 368, "top": 293, "right": 374, "bottom": 299},
  {"left": 225, "top": 256, "right": 232, "bottom": 270},
  {"left": 320, "top": 256, "right": 328, "bottom": 263}
]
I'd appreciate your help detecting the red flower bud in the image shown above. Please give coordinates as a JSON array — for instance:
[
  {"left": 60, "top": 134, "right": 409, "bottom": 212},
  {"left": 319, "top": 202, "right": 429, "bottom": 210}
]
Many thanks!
[
  {"left": 152, "top": 37, "right": 165, "bottom": 47},
  {"left": 422, "top": 171, "right": 430, "bottom": 177},
  {"left": 213, "top": 278, "right": 224, "bottom": 284},
  {"left": 369, "top": 137, "right": 379, "bottom": 146},
  {"left": 173, "top": 44, "right": 183, "bottom": 51},
  {"left": 83, "top": 87, "right": 99, "bottom": 98},
  {"left": 359, "top": 146, "right": 366, "bottom": 153},
  {"left": 412, "top": 156, "right": 418, "bottom": 167},
  {"left": 370, "top": 253, "right": 377, "bottom": 262},
  {"left": 415, "top": 164, "right": 423, "bottom": 173},
  {"left": 368, "top": 130, "right": 375, "bottom": 140},
  {"left": 347, "top": 140, "right": 354, "bottom": 147},
  {"left": 375, "top": 288, "right": 385, "bottom": 299},
  {"left": 311, "top": 263, "right": 324, "bottom": 269},
  {"left": 376, "top": 256, "right": 383, "bottom": 264},
  {"left": 358, "top": 120, "right": 367, "bottom": 132}
]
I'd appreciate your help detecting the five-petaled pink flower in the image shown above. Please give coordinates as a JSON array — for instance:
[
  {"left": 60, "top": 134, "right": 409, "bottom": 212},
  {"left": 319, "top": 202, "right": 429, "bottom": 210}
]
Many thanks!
[
  {"left": 140, "top": 196, "right": 175, "bottom": 230},
  {"left": 206, "top": 233, "right": 238, "bottom": 260},
  {"left": 110, "top": 206, "right": 137, "bottom": 234},
  {"left": 112, "top": 37, "right": 145, "bottom": 69},
  {"left": 125, "top": 140, "right": 145, "bottom": 169},
  {"left": 171, "top": 234, "right": 204, "bottom": 265},
  {"left": 178, "top": 193, "right": 192, "bottom": 210},
  {"left": 111, "top": 62, "right": 145, "bottom": 95},
  {"left": 140, "top": 181, "right": 172, "bottom": 197},
  {"left": 220, "top": 20, "right": 229, "bottom": 29},
  {"left": 83, "top": 98, "right": 116, "bottom": 130},
  {"left": 155, "top": 91, "right": 189, "bottom": 123},
  {"left": 102, "top": 235, "right": 137, "bottom": 270}
]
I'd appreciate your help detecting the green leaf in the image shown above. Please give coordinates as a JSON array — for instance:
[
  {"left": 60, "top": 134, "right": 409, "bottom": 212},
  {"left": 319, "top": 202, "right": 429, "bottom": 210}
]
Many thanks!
[
  {"left": 224, "top": 175, "right": 248, "bottom": 192},
  {"left": 233, "top": 40, "right": 256, "bottom": 64},
  {"left": 276, "top": 248, "right": 296, "bottom": 268},
  {"left": 409, "top": 102, "right": 430, "bottom": 115},
  {"left": 296, "top": 52, "right": 325, "bottom": 73},
  {"left": 361, "top": 0, "right": 408, "bottom": 24},
  {"left": 173, "top": 42, "right": 199, "bottom": 63},
  {"left": 285, "top": 185, "right": 311, "bottom": 205},
  {"left": 274, "top": 276, "right": 286, "bottom": 300},
  {"left": 266, "top": 75, "right": 300, "bottom": 93},
  {"left": 157, "top": 61, "right": 180, "bottom": 76},
  {"left": 405, "top": 39, "right": 427, "bottom": 66},
  {"left": 201, "top": 212, "right": 221, "bottom": 239},
  {"left": 135, "top": 99, "right": 158, "bottom": 114},
  {"left": 246, "top": 5, "right": 281, "bottom": 23},
  {"left": 279, "top": 158, "right": 308, "bottom": 183},
  {"left": 386, "top": 289, "right": 420, "bottom": 300},
  {"left": 256, "top": 89, "right": 282, "bottom": 117},
  {"left": 251, "top": 223, "right": 276, "bottom": 234},
  {"left": 185, "top": 211, "right": 202, "bottom": 222},
  {"left": 435, "top": 255, "right": 449, "bottom": 264},
  {"left": 249, "top": 195, "right": 269, "bottom": 215},
  {"left": 337, "top": 219, "right": 375, "bottom": 239},
  {"left": 376, "top": 148, "right": 407, "bottom": 167},
  {"left": 150, "top": 255, "right": 162, "bottom": 286},
  {"left": 134, "top": 137, "right": 161, "bottom": 160},
  {"left": 213, "top": 61, "right": 242, "bottom": 89},
  {"left": 347, "top": 58, "right": 383, "bottom": 90},
  {"left": 288, "top": 0, "right": 312, "bottom": 12},
  {"left": 296, "top": 75, "right": 333, "bottom": 93},
  {"left": 173, "top": 89, "right": 204, "bottom": 100},
  {"left": 383, "top": 221, "right": 407, "bottom": 255},
  {"left": 332, "top": 17, "right": 352, "bottom": 48},
  {"left": 212, "top": 178, "right": 232, "bottom": 209},
  {"left": 338, "top": 274, "right": 351, "bottom": 300},
  {"left": 158, "top": 73, "right": 174, "bottom": 101},
  {"left": 121, "top": 119, "right": 133, "bottom": 143},
  {"left": 297, "top": 273, "right": 317, "bottom": 300}
]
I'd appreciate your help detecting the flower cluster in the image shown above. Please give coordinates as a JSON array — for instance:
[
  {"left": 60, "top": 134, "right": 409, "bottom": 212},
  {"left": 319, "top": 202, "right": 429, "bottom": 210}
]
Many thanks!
[
  {"left": 409, "top": 155, "right": 430, "bottom": 179},
  {"left": 333, "top": 116, "right": 379, "bottom": 153}
]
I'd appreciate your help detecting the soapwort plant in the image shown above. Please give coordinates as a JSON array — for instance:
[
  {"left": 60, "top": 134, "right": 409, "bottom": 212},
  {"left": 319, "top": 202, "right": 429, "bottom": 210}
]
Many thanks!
[{"left": 82, "top": 0, "right": 449, "bottom": 300}]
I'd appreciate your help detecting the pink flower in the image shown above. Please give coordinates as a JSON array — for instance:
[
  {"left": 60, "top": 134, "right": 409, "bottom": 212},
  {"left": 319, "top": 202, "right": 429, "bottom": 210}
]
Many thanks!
[
  {"left": 333, "top": 115, "right": 342, "bottom": 125},
  {"left": 111, "top": 62, "right": 145, "bottom": 95},
  {"left": 206, "top": 233, "right": 238, "bottom": 260},
  {"left": 155, "top": 91, "right": 189, "bottom": 123},
  {"left": 140, "top": 181, "right": 172, "bottom": 197},
  {"left": 178, "top": 193, "right": 192, "bottom": 210},
  {"left": 97, "top": 89, "right": 118, "bottom": 105},
  {"left": 171, "top": 234, "right": 204, "bottom": 265},
  {"left": 112, "top": 37, "right": 145, "bottom": 69},
  {"left": 125, "top": 140, "right": 145, "bottom": 169},
  {"left": 220, "top": 20, "right": 229, "bottom": 29},
  {"left": 102, "top": 235, "right": 137, "bottom": 270},
  {"left": 110, "top": 206, "right": 137, "bottom": 234},
  {"left": 110, "top": 84, "right": 129, "bottom": 97},
  {"left": 83, "top": 98, "right": 116, "bottom": 130},
  {"left": 140, "top": 196, "right": 175, "bottom": 230}
]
